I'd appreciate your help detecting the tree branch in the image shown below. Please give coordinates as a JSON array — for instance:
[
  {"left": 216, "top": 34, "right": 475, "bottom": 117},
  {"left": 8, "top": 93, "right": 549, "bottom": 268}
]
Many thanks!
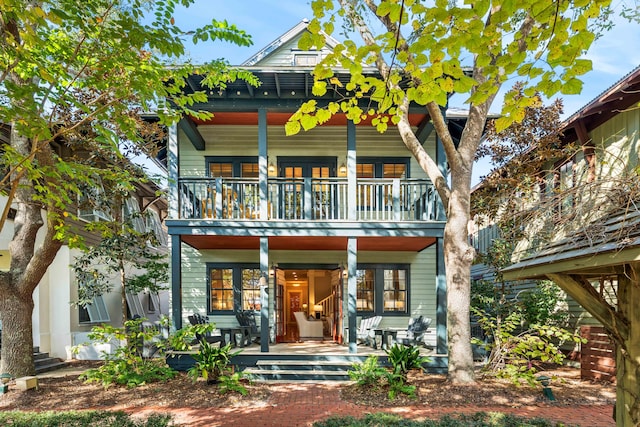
[{"left": 398, "top": 99, "right": 451, "bottom": 209}]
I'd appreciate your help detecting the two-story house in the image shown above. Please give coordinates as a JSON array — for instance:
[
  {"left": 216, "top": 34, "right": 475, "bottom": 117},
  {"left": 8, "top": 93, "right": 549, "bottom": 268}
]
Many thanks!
[{"left": 165, "top": 20, "right": 452, "bottom": 357}]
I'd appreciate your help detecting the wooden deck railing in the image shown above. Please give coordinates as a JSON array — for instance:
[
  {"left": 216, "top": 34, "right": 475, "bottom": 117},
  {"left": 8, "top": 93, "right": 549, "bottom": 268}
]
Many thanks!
[{"left": 178, "top": 177, "right": 438, "bottom": 221}]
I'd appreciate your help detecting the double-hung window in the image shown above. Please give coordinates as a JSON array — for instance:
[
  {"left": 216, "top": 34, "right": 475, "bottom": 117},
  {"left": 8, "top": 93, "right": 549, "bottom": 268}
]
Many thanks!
[
  {"left": 207, "top": 264, "right": 262, "bottom": 313},
  {"left": 355, "top": 264, "right": 409, "bottom": 315}
]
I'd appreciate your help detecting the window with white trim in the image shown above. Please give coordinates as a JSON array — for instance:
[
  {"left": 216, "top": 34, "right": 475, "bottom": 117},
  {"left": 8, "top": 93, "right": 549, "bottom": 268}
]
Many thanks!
[
  {"left": 145, "top": 209, "right": 167, "bottom": 246},
  {"left": 146, "top": 292, "right": 161, "bottom": 313},
  {"left": 124, "top": 196, "right": 146, "bottom": 233},
  {"left": 126, "top": 291, "right": 145, "bottom": 318},
  {"left": 79, "top": 295, "right": 110, "bottom": 323},
  {"left": 78, "top": 178, "right": 111, "bottom": 222}
]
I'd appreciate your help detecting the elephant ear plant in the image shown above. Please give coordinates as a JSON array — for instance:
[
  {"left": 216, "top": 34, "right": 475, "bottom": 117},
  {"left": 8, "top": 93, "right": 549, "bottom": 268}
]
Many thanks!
[
  {"left": 187, "top": 340, "right": 249, "bottom": 394},
  {"left": 385, "top": 344, "right": 431, "bottom": 400}
]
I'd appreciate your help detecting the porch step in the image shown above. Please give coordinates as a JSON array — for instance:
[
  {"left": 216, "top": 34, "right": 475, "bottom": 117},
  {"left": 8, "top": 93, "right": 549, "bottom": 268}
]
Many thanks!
[{"left": 243, "top": 359, "right": 354, "bottom": 382}]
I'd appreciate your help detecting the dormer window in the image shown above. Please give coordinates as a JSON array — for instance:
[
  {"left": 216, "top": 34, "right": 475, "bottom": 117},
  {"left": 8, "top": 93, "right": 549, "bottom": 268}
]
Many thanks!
[{"left": 293, "top": 53, "right": 320, "bottom": 66}]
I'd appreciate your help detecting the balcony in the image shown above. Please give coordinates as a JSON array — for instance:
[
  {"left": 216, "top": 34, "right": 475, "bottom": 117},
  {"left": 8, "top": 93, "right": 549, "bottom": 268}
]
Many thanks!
[{"left": 178, "top": 177, "right": 438, "bottom": 222}]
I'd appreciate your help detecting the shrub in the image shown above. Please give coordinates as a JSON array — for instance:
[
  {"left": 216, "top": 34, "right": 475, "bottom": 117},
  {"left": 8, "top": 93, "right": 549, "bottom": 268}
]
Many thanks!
[
  {"left": 348, "top": 355, "right": 387, "bottom": 387},
  {"left": 313, "top": 411, "right": 573, "bottom": 427},
  {"left": 187, "top": 340, "right": 241, "bottom": 384},
  {"left": 385, "top": 343, "right": 431, "bottom": 380},
  {"left": 0, "top": 410, "right": 174, "bottom": 426},
  {"left": 79, "top": 319, "right": 178, "bottom": 388}
]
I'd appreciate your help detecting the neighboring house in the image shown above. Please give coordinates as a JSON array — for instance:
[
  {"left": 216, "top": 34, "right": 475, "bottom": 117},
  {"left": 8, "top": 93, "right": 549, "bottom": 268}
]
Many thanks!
[
  {"left": 475, "top": 67, "right": 640, "bottom": 381},
  {"left": 164, "top": 20, "right": 458, "bottom": 354},
  {"left": 500, "top": 64, "right": 640, "bottom": 292},
  {"left": 0, "top": 124, "right": 169, "bottom": 361}
]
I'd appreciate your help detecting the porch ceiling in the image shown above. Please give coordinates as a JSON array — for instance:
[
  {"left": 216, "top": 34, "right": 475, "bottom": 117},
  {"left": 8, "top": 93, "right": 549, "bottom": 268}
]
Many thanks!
[
  {"left": 180, "top": 235, "right": 436, "bottom": 251},
  {"left": 191, "top": 111, "right": 428, "bottom": 127}
]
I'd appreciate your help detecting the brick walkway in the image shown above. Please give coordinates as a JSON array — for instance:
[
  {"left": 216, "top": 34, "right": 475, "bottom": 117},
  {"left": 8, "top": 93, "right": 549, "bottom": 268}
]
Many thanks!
[{"left": 132, "top": 383, "right": 615, "bottom": 427}]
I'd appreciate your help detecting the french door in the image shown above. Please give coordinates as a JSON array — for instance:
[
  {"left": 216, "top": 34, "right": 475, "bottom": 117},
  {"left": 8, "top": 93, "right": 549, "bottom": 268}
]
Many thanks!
[{"left": 278, "top": 157, "right": 336, "bottom": 219}]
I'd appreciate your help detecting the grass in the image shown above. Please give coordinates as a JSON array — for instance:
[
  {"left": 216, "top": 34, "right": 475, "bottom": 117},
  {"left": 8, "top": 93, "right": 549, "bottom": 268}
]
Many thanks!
[
  {"left": 313, "top": 412, "right": 575, "bottom": 427},
  {"left": 0, "top": 410, "right": 174, "bottom": 426}
]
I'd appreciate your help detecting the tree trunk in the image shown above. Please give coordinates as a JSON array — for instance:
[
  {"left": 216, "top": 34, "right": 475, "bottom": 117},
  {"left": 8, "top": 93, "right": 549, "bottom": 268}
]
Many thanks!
[
  {"left": 0, "top": 286, "right": 35, "bottom": 377},
  {"left": 444, "top": 167, "right": 476, "bottom": 384},
  {"left": 615, "top": 267, "right": 640, "bottom": 426}
]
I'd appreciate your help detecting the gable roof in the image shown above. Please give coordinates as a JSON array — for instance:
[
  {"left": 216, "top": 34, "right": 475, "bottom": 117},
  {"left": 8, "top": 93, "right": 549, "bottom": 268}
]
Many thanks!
[
  {"left": 561, "top": 65, "right": 640, "bottom": 144},
  {"left": 241, "top": 19, "right": 341, "bottom": 66}
]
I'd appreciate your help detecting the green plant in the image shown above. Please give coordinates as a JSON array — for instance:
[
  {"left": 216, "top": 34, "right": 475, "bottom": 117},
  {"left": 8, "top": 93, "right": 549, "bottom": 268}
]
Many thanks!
[
  {"left": 312, "top": 411, "right": 572, "bottom": 427},
  {"left": 79, "top": 319, "right": 178, "bottom": 388},
  {"left": 164, "top": 323, "right": 215, "bottom": 352},
  {"left": 385, "top": 371, "right": 418, "bottom": 400},
  {"left": 0, "top": 410, "right": 174, "bottom": 426},
  {"left": 472, "top": 305, "right": 585, "bottom": 386},
  {"left": 348, "top": 355, "right": 387, "bottom": 387},
  {"left": 385, "top": 343, "right": 431, "bottom": 380},
  {"left": 187, "top": 340, "right": 240, "bottom": 384},
  {"left": 218, "top": 371, "right": 250, "bottom": 395}
]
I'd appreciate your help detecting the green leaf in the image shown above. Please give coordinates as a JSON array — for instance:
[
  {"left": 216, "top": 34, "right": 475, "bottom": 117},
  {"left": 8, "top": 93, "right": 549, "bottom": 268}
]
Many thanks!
[{"left": 561, "top": 77, "right": 583, "bottom": 95}]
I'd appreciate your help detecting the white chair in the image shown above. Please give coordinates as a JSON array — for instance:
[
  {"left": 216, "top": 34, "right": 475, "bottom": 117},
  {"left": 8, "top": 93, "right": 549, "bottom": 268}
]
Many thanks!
[
  {"left": 293, "top": 312, "right": 324, "bottom": 340},
  {"left": 356, "top": 315, "right": 382, "bottom": 346}
]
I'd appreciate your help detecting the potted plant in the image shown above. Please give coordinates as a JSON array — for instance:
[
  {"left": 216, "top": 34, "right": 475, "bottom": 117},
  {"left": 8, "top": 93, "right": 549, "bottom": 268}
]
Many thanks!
[{"left": 187, "top": 340, "right": 240, "bottom": 384}]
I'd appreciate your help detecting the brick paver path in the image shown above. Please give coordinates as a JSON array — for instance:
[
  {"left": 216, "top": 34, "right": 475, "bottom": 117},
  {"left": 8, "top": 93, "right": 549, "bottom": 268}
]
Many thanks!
[{"left": 132, "top": 383, "right": 615, "bottom": 426}]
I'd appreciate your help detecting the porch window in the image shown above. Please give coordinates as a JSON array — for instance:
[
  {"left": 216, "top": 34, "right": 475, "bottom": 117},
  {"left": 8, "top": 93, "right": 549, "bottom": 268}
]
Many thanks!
[
  {"left": 356, "top": 264, "right": 409, "bottom": 315},
  {"left": 207, "top": 263, "right": 262, "bottom": 313},
  {"left": 206, "top": 156, "right": 258, "bottom": 178},
  {"left": 242, "top": 268, "right": 262, "bottom": 311},
  {"left": 382, "top": 269, "right": 407, "bottom": 313},
  {"left": 209, "top": 268, "right": 234, "bottom": 312},
  {"left": 356, "top": 269, "right": 375, "bottom": 311}
]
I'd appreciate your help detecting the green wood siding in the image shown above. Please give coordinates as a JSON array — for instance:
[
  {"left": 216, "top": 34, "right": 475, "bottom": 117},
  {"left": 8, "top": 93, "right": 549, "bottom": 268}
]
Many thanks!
[
  {"left": 179, "top": 124, "right": 436, "bottom": 181},
  {"left": 180, "top": 247, "right": 438, "bottom": 333}
]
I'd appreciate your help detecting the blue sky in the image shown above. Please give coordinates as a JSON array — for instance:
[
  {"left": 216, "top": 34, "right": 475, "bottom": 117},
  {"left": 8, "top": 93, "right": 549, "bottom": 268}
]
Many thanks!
[{"left": 170, "top": 1, "right": 640, "bottom": 182}]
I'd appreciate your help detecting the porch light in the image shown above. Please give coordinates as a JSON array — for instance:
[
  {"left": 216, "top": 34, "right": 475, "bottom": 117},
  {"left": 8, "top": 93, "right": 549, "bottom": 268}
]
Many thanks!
[
  {"left": 338, "top": 162, "right": 347, "bottom": 176},
  {"left": 268, "top": 161, "right": 276, "bottom": 176}
]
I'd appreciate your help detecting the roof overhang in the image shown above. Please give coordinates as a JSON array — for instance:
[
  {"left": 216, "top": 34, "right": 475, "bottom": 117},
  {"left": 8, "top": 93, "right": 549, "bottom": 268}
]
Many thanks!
[
  {"left": 562, "top": 65, "right": 640, "bottom": 145},
  {"left": 503, "top": 208, "right": 640, "bottom": 281}
]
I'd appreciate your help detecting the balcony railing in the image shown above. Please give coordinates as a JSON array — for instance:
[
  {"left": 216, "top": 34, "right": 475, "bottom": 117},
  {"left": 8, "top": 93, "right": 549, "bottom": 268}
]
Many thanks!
[{"left": 179, "top": 177, "right": 438, "bottom": 221}]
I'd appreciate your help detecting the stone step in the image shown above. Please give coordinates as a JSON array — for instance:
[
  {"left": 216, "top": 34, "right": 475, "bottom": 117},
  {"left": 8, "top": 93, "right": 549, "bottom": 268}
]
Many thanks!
[
  {"left": 255, "top": 359, "right": 354, "bottom": 371},
  {"left": 244, "top": 367, "right": 351, "bottom": 382},
  {"left": 35, "top": 360, "right": 71, "bottom": 374},
  {"left": 244, "top": 359, "right": 354, "bottom": 382}
]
